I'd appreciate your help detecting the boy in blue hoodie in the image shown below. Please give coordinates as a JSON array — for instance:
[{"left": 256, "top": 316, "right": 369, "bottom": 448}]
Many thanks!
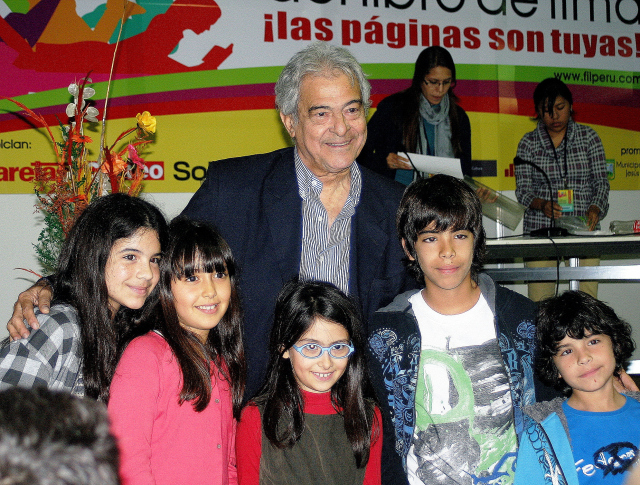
[{"left": 515, "top": 290, "right": 640, "bottom": 485}]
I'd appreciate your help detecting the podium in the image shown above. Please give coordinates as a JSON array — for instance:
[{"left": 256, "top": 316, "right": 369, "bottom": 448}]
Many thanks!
[{"left": 483, "top": 234, "right": 640, "bottom": 288}]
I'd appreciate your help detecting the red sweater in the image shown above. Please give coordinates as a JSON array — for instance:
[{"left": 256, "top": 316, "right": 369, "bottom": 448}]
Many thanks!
[{"left": 236, "top": 390, "right": 382, "bottom": 485}]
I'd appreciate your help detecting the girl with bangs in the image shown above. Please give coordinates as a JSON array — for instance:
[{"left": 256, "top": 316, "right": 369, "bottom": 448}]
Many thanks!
[
  {"left": 236, "top": 280, "right": 382, "bottom": 485},
  {"left": 108, "top": 217, "right": 246, "bottom": 485}
]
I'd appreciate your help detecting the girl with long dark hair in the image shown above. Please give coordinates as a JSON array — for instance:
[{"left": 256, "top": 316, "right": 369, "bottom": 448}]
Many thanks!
[
  {"left": 0, "top": 193, "right": 168, "bottom": 402},
  {"left": 236, "top": 280, "right": 381, "bottom": 485},
  {"left": 108, "top": 217, "right": 246, "bottom": 485},
  {"left": 360, "top": 46, "right": 472, "bottom": 183}
]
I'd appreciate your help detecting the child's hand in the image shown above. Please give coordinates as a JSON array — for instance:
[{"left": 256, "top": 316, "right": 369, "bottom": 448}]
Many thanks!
[{"left": 614, "top": 370, "right": 639, "bottom": 393}]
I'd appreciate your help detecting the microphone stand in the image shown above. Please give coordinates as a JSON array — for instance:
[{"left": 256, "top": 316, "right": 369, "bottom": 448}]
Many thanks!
[{"left": 513, "top": 156, "right": 568, "bottom": 238}]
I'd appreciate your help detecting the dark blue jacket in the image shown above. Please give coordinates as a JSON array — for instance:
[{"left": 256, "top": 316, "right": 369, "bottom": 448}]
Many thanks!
[{"left": 183, "top": 147, "right": 417, "bottom": 399}]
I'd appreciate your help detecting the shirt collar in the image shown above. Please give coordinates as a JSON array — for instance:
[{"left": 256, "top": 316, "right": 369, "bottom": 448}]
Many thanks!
[{"left": 294, "top": 147, "right": 362, "bottom": 208}]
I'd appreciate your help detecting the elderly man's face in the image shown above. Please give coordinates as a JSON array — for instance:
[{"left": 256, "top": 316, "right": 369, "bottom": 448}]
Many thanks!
[{"left": 280, "top": 72, "right": 367, "bottom": 179}]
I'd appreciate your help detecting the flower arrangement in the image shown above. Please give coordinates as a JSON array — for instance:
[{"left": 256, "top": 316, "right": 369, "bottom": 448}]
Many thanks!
[
  {"left": 2, "top": 79, "right": 157, "bottom": 274},
  {"left": 2, "top": 4, "right": 158, "bottom": 274}
]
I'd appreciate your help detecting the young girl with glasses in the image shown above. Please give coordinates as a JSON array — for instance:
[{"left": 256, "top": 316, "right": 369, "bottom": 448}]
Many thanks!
[{"left": 236, "top": 280, "right": 382, "bottom": 485}]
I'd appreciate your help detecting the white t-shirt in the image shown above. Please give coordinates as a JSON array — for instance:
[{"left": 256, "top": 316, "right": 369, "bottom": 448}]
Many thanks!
[
  {"left": 408, "top": 290, "right": 495, "bottom": 417},
  {"left": 409, "top": 289, "right": 495, "bottom": 349}
]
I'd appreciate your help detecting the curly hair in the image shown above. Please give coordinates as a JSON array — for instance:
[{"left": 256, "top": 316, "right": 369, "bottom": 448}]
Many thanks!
[
  {"left": 535, "top": 290, "right": 635, "bottom": 395},
  {"left": 396, "top": 174, "right": 486, "bottom": 283}
]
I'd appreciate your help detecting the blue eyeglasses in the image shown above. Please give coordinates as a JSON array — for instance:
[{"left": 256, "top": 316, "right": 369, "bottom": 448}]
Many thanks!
[{"left": 291, "top": 342, "right": 355, "bottom": 359}]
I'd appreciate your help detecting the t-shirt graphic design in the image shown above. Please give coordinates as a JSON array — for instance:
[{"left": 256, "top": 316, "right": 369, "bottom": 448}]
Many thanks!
[
  {"left": 565, "top": 398, "right": 640, "bottom": 485},
  {"left": 411, "top": 340, "right": 518, "bottom": 485}
]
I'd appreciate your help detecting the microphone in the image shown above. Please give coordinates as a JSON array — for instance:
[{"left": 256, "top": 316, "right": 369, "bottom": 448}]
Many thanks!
[{"left": 513, "top": 156, "right": 568, "bottom": 238}]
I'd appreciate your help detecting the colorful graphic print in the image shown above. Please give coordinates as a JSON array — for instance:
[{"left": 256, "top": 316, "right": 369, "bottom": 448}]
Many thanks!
[{"left": 411, "top": 341, "right": 518, "bottom": 485}]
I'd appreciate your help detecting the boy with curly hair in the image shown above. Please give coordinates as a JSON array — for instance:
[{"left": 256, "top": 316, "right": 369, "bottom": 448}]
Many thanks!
[{"left": 515, "top": 290, "right": 639, "bottom": 485}]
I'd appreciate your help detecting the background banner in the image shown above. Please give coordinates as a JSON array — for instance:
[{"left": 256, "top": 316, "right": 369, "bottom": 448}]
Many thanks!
[{"left": 1, "top": 0, "right": 639, "bottom": 194}]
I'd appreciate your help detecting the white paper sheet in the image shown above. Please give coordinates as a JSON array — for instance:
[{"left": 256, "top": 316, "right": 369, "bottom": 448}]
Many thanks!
[{"left": 399, "top": 152, "right": 463, "bottom": 179}]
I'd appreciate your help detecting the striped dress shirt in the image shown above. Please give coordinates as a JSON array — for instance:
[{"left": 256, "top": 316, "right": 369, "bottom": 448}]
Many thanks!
[{"left": 295, "top": 149, "right": 362, "bottom": 294}]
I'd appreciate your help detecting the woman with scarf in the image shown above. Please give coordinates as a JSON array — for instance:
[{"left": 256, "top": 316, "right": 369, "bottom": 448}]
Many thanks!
[{"left": 359, "top": 46, "right": 471, "bottom": 184}]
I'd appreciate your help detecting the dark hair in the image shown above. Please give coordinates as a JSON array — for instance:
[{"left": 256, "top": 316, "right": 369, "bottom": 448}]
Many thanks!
[
  {"left": 535, "top": 291, "right": 636, "bottom": 395},
  {"left": 255, "top": 280, "right": 378, "bottom": 468},
  {"left": 396, "top": 46, "right": 464, "bottom": 158},
  {"left": 54, "top": 193, "right": 168, "bottom": 402},
  {"left": 0, "top": 387, "right": 120, "bottom": 485},
  {"left": 533, "top": 78, "right": 573, "bottom": 120},
  {"left": 397, "top": 174, "right": 486, "bottom": 283},
  {"left": 157, "top": 216, "right": 245, "bottom": 418}
]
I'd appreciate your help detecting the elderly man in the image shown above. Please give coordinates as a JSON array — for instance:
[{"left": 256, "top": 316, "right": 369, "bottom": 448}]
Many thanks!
[{"left": 7, "top": 42, "right": 415, "bottom": 399}]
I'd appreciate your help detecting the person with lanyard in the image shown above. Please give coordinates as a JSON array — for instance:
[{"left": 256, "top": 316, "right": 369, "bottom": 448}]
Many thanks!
[
  {"left": 358, "top": 46, "right": 472, "bottom": 184},
  {"left": 515, "top": 77, "right": 609, "bottom": 301}
]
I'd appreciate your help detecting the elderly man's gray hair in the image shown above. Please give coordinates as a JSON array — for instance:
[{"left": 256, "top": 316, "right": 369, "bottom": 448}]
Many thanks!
[{"left": 275, "top": 42, "right": 371, "bottom": 123}]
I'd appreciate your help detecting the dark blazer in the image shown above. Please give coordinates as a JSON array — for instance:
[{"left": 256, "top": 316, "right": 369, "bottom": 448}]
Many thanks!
[
  {"left": 183, "top": 147, "right": 417, "bottom": 398},
  {"left": 359, "top": 91, "right": 472, "bottom": 179}
]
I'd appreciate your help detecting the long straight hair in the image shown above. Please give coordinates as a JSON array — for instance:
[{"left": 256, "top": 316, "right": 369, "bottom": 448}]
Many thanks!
[
  {"left": 55, "top": 193, "right": 169, "bottom": 402},
  {"left": 399, "top": 46, "right": 463, "bottom": 158},
  {"left": 255, "top": 280, "right": 378, "bottom": 468},
  {"left": 157, "top": 217, "right": 245, "bottom": 418}
]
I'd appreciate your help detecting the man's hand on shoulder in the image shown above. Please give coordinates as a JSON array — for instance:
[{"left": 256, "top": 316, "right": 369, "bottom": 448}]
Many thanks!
[
  {"left": 7, "top": 281, "right": 53, "bottom": 340},
  {"left": 615, "top": 370, "right": 640, "bottom": 393}
]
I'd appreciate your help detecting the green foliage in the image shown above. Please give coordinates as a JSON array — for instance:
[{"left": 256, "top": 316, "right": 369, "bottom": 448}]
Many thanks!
[{"left": 33, "top": 210, "right": 64, "bottom": 275}]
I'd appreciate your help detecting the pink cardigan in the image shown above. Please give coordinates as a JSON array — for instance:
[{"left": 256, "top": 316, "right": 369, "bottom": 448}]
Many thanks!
[{"left": 108, "top": 331, "right": 237, "bottom": 485}]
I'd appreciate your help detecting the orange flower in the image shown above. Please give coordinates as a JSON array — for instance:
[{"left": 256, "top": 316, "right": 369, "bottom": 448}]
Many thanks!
[
  {"left": 70, "top": 133, "right": 93, "bottom": 144},
  {"left": 101, "top": 153, "right": 127, "bottom": 174}
]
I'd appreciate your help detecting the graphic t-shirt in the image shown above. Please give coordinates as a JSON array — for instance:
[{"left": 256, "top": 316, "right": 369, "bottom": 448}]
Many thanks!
[
  {"left": 564, "top": 397, "right": 640, "bottom": 485},
  {"left": 406, "top": 291, "right": 518, "bottom": 485}
]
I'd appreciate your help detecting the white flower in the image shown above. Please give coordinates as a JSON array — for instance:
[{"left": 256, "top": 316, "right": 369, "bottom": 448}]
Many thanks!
[
  {"left": 68, "top": 82, "right": 94, "bottom": 100},
  {"left": 68, "top": 83, "right": 79, "bottom": 98},
  {"left": 66, "top": 81, "right": 98, "bottom": 121},
  {"left": 83, "top": 87, "right": 96, "bottom": 99},
  {"left": 66, "top": 103, "right": 77, "bottom": 117},
  {"left": 85, "top": 106, "right": 99, "bottom": 123}
]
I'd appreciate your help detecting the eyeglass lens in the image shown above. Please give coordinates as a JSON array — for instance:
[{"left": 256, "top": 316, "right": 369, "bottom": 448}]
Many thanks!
[
  {"left": 424, "top": 79, "right": 452, "bottom": 87},
  {"left": 299, "top": 343, "right": 351, "bottom": 358}
]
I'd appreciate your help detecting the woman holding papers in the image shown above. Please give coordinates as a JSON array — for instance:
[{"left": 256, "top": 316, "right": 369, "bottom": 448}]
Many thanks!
[
  {"left": 515, "top": 77, "right": 609, "bottom": 300},
  {"left": 359, "top": 46, "right": 472, "bottom": 184}
]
